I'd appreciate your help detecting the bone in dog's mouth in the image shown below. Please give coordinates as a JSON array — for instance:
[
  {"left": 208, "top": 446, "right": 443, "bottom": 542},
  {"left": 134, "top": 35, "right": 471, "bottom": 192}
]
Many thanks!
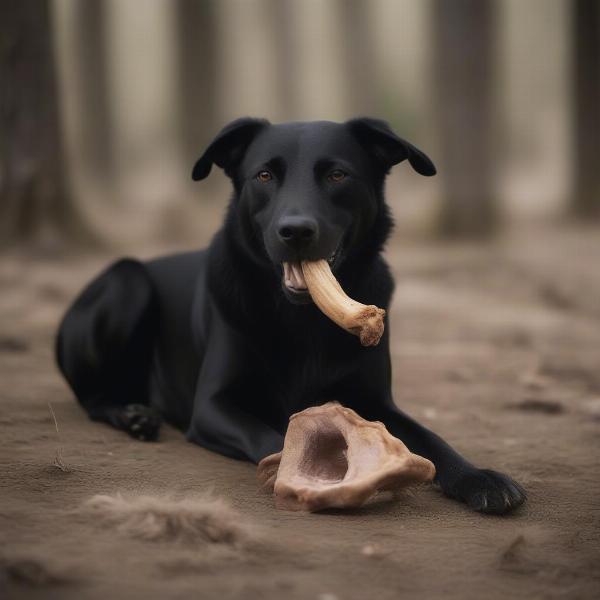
[
  {"left": 281, "top": 257, "right": 386, "bottom": 346},
  {"left": 283, "top": 250, "right": 339, "bottom": 293}
]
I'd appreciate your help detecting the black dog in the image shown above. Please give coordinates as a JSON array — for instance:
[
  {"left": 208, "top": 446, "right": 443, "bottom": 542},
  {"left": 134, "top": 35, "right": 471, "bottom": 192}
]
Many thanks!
[{"left": 56, "top": 117, "right": 526, "bottom": 514}]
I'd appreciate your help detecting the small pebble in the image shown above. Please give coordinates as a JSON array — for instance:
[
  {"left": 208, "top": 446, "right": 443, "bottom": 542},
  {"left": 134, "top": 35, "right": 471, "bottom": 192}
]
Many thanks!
[
  {"left": 423, "top": 408, "right": 438, "bottom": 420},
  {"left": 361, "top": 543, "right": 387, "bottom": 558},
  {"left": 520, "top": 372, "right": 551, "bottom": 391},
  {"left": 583, "top": 397, "right": 600, "bottom": 419}
]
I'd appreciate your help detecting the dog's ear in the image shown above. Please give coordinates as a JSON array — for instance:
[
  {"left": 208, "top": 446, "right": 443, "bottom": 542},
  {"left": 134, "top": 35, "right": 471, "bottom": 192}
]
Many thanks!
[
  {"left": 346, "top": 117, "right": 436, "bottom": 176},
  {"left": 192, "top": 117, "right": 270, "bottom": 181}
]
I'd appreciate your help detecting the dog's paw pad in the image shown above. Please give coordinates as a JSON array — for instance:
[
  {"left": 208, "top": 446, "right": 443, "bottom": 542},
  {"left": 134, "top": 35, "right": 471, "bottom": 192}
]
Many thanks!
[
  {"left": 446, "top": 469, "right": 526, "bottom": 515},
  {"left": 120, "top": 404, "right": 162, "bottom": 442}
]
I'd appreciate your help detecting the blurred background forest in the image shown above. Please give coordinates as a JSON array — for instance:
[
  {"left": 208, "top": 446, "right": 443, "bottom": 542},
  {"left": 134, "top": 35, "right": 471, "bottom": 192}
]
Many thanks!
[
  {"left": 2, "top": 3, "right": 600, "bottom": 598},
  {"left": 1, "top": 0, "right": 598, "bottom": 253}
]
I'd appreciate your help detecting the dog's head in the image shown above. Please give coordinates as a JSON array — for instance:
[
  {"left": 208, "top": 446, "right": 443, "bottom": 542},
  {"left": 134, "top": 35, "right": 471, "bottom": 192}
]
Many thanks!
[{"left": 193, "top": 118, "right": 435, "bottom": 304}]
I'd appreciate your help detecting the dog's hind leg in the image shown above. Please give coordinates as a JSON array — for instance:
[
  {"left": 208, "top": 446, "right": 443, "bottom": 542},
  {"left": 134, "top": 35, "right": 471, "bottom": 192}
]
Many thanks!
[{"left": 56, "top": 259, "right": 162, "bottom": 441}]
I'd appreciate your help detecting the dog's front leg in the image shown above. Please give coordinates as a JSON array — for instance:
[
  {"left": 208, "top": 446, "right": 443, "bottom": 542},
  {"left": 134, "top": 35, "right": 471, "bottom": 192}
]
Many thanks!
[
  {"left": 187, "top": 392, "right": 283, "bottom": 463},
  {"left": 186, "top": 327, "right": 284, "bottom": 464},
  {"left": 369, "top": 402, "right": 526, "bottom": 515}
]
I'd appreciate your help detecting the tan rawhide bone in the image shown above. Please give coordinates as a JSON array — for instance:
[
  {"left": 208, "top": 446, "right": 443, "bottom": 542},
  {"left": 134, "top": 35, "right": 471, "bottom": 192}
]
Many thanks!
[{"left": 301, "top": 260, "right": 386, "bottom": 346}]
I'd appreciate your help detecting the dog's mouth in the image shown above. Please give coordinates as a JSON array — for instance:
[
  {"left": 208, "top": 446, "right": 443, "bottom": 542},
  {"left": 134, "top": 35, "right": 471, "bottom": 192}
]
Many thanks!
[
  {"left": 281, "top": 247, "right": 341, "bottom": 304},
  {"left": 282, "top": 261, "right": 308, "bottom": 292}
]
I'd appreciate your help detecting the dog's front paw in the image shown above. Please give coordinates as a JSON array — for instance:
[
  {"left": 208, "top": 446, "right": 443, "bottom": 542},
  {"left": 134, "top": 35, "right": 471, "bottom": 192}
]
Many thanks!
[
  {"left": 119, "top": 404, "right": 162, "bottom": 441},
  {"left": 444, "top": 468, "right": 526, "bottom": 515}
]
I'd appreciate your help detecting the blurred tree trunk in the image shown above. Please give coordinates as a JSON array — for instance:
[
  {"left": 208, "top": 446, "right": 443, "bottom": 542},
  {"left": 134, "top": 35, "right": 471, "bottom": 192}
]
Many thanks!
[
  {"left": 433, "top": 0, "right": 498, "bottom": 237},
  {"left": 572, "top": 0, "right": 600, "bottom": 219},
  {"left": 73, "top": 0, "right": 113, "bottom": 180},
  {"left": 269, "top": 0, "right": 296, "bottom": 119},
  {"left": 175, "top": 0, "right": 217, "bottom": 171},
  {"left": 338, "top": 0, "right": 376, "bottom": 116},
  {"left": 0, "top": 0, "right": 92, "bottom": 247}
]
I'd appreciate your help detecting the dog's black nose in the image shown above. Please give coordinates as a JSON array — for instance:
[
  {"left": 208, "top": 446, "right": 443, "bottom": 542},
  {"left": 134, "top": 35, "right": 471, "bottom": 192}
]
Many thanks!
[{"left": 277, "top": 216, "right": 318, "bottom": 248}]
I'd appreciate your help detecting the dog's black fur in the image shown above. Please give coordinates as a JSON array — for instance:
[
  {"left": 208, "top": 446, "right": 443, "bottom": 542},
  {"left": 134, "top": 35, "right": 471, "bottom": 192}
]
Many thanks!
[{"left": 56, "top": 118, "right": 526, "bottom": 514}]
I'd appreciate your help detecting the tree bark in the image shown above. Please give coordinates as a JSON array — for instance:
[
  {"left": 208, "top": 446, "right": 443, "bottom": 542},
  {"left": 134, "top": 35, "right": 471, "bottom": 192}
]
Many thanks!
[
  {"left": 0, "top": 0, "right": 92, "bottom": 247},
  {"left": 338, "top": 0, "right": 376, "bottom": 116},
  {"left": 572, "top": 0, "right": 600, "bottom": 219},
  {"left": 433, "top": 0, "right": 499, "bottom": 237},
  {"left": 72, "top": 0, "right": 113, "bottom": 180},
  {"left": 175, "top": 0, "right": 218, "bottom": 171},
  {"left": 269, "top": 0, "right": 297, "bottom": 119}
]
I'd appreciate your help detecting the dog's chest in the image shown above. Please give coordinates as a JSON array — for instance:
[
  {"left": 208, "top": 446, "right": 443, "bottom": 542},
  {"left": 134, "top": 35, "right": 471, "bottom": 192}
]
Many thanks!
[{"left": 270, "top": 340, "right": 360, "bottom": 413}]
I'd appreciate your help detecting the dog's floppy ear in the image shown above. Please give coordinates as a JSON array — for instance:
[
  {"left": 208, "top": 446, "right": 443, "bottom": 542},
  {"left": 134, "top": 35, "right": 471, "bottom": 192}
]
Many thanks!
[
  {"left": 346, "top": 117, "right": 436, "bottom": 176},
  {"left": 192, "top": 117, "right": 270, "bottom": 181}
]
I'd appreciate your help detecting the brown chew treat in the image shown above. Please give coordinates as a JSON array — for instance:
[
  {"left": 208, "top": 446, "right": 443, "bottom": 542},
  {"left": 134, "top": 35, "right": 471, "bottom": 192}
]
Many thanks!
[
  {"left": 301, "top": 260, "right": 386, "bottom": 347},
  {"left": 257, "top": 402, "right": 435, "bottom": 512}
]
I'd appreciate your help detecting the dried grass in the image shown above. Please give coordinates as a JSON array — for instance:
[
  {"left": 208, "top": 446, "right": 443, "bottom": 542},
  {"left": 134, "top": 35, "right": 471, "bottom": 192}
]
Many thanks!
[
  {"left": 82, "top": 494, "right": 252, "bottom": 546},
  {"left": 47, "top": 402, "right": 70, "bottom": 472}
]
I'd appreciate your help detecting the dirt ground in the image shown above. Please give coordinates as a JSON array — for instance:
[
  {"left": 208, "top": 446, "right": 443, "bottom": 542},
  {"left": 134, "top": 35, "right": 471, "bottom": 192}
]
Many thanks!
[{"left": 1, "top": 222, "right": 599, "bottom": 600}]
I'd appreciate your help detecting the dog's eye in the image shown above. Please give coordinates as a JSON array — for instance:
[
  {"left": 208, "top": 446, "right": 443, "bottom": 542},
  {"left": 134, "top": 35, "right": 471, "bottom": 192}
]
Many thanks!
[
  {"left": 328, "top": 170, "right": 347, "bottom": 183},
  {"left": 256, "top": 170, "right": 273, "bottom": 183}
]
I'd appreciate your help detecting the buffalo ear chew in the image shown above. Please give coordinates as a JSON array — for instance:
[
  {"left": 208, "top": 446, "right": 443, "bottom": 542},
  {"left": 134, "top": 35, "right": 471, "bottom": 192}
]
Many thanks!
[
  {"left": 301, "top": 260, "right": 385, "bottom": 346},
  {"left": 258, "top": 402, "right": 436, "bottom": 512}
]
